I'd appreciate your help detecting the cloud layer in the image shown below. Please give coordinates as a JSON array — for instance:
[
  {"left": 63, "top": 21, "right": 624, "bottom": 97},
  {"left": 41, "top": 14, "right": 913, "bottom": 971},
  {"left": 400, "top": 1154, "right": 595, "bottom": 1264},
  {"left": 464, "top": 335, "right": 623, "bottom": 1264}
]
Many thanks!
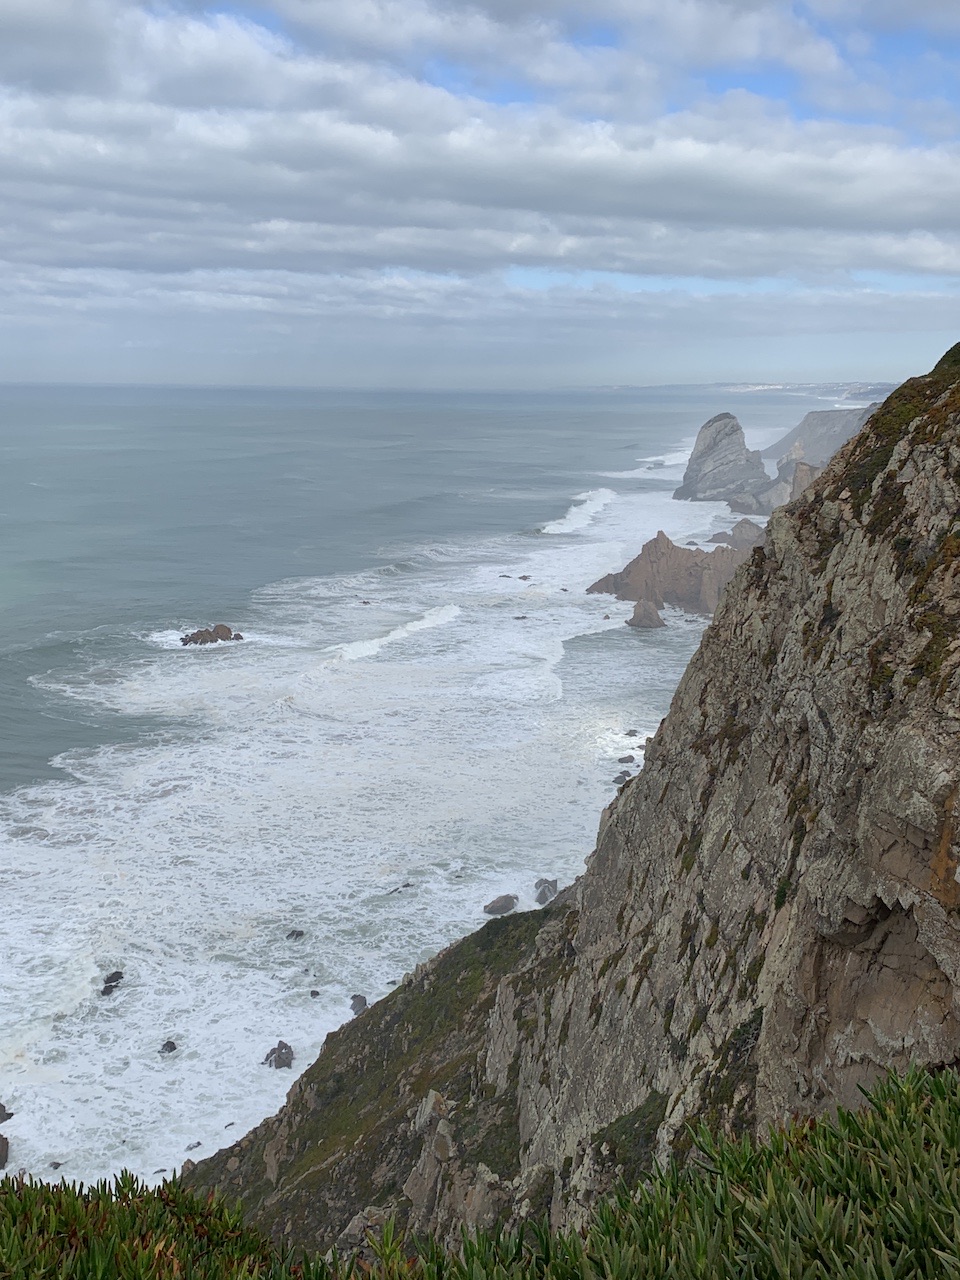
[{"left": 1, "top": 0, "right": 958, "bottom": 384}]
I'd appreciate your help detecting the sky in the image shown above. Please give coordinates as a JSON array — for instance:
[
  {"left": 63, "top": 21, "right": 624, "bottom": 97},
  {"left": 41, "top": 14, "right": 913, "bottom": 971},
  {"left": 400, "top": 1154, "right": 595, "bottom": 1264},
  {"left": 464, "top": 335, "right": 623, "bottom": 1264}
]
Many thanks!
[{"left": 1, "top": 0, "right": 959, "bottom": 387}]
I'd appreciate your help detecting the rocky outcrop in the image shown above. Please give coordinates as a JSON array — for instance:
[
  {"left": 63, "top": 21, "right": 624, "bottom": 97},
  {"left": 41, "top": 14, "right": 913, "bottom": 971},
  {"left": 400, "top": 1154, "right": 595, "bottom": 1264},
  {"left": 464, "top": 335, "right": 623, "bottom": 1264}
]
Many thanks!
[
  {"left": 588, "top": 530, "right": 747, "bottom": 616},
  {"left": 708, "top": 518, "right": 765, "bottom": 551},
  {"left": 763, "top": 403, "right": 877, "bottom": 466},
  {"left": 186, "top": 346, "right": 960, "bottom": 1257},
  {"left": 626, "top": 599, "right": 666, "bottom": 629},
  {"left": 673, "top": 413, "right": 769, "bottom": 505},
  {"left": 676, "top": 406, "right": 877, "bottom": 519},
  {"left": 181, "top": 624, "right": 243, "bottom": 646}
]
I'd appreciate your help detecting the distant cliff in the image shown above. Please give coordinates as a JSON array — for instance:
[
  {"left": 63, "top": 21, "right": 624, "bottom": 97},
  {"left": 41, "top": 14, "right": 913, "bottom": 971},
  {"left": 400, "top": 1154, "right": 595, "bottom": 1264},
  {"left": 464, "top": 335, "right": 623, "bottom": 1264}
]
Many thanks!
[
  {"left": 186, "top": 346, "right": 960, "bottom": 1256},
  {"left": 676, "top": 404, "right": 877, "bottom": 516}
]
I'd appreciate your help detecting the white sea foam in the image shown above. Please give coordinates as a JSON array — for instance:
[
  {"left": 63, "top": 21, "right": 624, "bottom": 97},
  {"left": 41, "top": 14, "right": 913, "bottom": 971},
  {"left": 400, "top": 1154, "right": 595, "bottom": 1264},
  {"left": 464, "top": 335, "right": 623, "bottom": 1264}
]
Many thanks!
[
  {"left": 0, "top": 467, "right": 740, "bottom": 1187},
  {"left": 539, "top": 488, "right": 616, "bottom": 533},
  {"left": 328, "top": 604, "right": 461, "bottom": 662}
]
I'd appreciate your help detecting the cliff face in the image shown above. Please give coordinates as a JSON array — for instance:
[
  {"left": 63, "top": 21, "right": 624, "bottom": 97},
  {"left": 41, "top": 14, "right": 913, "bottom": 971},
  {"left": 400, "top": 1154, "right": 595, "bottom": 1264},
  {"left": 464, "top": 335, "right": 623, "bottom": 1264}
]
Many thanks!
[
  {"left": 763, "top": 403, "right": 877, "bottom": 466},
  {"left": 186, "top": 347, "right": 960, "bottom": 1256}
]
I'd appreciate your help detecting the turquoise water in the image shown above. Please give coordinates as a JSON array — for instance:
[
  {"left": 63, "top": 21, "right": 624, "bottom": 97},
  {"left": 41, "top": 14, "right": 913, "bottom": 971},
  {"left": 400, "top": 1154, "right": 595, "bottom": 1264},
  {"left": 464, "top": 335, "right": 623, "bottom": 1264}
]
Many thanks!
[{"left": 0, "top": 381, "right": 839, "bottom": 1182}]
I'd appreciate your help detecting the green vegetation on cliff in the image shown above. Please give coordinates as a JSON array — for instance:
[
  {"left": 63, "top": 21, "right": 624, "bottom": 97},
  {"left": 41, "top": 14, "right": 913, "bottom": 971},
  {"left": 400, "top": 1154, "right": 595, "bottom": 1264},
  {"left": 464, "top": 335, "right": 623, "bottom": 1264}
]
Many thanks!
[{"left": 6, "top": 1066, "right": 960, "bottom": 1278}]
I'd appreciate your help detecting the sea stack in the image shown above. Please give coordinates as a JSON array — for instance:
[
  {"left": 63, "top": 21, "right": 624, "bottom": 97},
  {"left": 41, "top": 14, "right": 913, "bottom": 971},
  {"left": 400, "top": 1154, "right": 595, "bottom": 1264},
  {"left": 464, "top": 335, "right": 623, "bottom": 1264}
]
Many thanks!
[{"left": 673, "top": 412, "right": 769, "bottom": 505}]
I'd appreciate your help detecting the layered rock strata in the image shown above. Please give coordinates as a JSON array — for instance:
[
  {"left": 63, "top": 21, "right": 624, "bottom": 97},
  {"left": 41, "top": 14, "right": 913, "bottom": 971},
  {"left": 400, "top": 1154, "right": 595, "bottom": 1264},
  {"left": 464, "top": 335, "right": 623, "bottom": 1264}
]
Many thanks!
[
  {"left": 187, "top": 346, "right": 960, "bottom": 1258},
  {"left": 673, "top": 412, "right": 769, "bottom": 505}
]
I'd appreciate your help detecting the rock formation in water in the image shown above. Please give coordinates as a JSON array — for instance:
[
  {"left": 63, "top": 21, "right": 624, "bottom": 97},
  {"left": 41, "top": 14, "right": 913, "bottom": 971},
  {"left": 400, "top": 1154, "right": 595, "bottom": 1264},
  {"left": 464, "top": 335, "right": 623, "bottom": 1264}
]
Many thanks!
[
  {"left": 673, "top": 413, "right": 769, "bottom": 505},
  {"left": 677, "top": 406, "right": 878, "bottom": 518},
  {"left": 186, "top": 346, "right": 960, "bottom": 1258},
  {"left": 707, "top": 518, "right": 765, "bottom": 551},
  {"left": 587, "top": 530, "right": 748, "bottom": 618},
  {"left": 181, "top": 624, "right": 243, "bottom": 646}
]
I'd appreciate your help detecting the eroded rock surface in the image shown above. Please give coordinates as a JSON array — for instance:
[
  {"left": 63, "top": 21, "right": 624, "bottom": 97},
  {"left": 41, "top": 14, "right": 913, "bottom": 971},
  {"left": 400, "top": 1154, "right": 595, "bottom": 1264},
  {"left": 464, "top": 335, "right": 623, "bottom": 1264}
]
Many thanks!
[
  {"left": 673, "top": 412, "right": 769, "bottom": 505},
  {"left": 588, "top": 530, "right": 746, "bottom": 617},
  {"left": 186, "top": 346, "right": 960, "bottom": 1256}
]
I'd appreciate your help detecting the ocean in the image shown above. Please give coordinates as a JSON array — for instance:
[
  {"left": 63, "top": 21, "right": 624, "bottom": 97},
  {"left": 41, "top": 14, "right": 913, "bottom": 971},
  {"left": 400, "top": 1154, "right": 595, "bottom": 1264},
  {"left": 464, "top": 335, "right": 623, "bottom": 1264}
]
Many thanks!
[{"left": 0, "top": 381, "right": 851, "bottom": 1183}]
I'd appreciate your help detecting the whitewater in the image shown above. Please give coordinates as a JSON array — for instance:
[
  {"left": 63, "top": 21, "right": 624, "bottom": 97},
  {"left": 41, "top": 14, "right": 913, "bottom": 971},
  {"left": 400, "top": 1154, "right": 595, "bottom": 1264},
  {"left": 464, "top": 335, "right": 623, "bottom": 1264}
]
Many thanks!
[{"left": 0, "top": 384, "right": 839, "bottom": 1183}]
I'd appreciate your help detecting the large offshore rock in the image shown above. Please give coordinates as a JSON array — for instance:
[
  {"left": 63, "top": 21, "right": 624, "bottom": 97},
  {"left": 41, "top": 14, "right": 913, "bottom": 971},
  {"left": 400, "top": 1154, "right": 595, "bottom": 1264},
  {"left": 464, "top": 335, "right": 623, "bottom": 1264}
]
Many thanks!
[
  {"left": 588, "top": 529, "right": 747, "bottom": 616},
  {"left": 673, "top": 412, "right": 769, "bottom": 505},
  {"left": 186, "top": 346, "right": 960, "bottom": 1256}
]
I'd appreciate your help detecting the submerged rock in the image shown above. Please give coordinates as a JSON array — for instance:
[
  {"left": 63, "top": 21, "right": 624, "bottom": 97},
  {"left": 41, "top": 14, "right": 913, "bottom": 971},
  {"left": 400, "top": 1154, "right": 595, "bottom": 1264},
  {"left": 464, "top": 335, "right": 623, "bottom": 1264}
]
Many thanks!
[
  {"left": 483, "top": 894, "right": 518, "bottom": 917},
  {"left": 159, "top": 1040, "right": 177, "bottom": 1055},
  {"left": 350, "top": 995, "right": 368, "bottom": 1016},
  {"left": 100, "top": 971, "right": 123, "bottom": 996}
]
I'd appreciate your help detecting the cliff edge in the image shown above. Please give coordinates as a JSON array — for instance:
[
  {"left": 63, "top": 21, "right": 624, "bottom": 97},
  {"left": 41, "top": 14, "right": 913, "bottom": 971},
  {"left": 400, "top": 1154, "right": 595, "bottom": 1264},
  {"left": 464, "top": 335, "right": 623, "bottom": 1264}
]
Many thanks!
[{"left": 186, "top": 345, "right": 960, "bottom": 1256}]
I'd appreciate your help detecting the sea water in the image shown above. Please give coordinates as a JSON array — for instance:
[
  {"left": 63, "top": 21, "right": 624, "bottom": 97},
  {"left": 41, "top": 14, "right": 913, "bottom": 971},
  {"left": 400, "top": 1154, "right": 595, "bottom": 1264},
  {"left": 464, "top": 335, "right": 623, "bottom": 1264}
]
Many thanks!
[{"left": 0, "top": 382, "right": 849, "bottom": 1182}]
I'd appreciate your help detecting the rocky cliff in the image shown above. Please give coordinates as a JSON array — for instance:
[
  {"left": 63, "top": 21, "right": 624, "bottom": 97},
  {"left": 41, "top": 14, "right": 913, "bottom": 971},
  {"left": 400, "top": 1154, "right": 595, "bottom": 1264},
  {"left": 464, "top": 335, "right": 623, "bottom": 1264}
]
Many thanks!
[
  {"left": 186, "top": 346, "right": 960, "bottom": 1257},
  {"left": 763, "top": 403, "right": 877, "bottom": 466}
]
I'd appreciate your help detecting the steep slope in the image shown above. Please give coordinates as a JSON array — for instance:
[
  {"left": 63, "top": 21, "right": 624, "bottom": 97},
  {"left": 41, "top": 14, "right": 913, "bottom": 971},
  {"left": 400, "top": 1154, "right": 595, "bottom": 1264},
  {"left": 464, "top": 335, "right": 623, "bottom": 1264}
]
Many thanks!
[{"left": 187, "top": 346, "right": 960, "bottom": 1255}]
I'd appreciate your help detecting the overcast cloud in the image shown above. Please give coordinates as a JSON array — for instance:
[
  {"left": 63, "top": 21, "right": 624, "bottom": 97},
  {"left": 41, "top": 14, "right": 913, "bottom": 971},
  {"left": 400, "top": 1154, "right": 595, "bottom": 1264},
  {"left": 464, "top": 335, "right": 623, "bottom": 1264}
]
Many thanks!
[{"left": 0, "top": 0, "right": 958, "bottom": 385}]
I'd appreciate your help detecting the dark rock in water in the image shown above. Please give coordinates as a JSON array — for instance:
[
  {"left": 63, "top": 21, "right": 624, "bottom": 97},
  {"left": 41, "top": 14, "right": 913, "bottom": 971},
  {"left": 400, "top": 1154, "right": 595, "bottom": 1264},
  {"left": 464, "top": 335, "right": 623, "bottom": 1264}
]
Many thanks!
[
  {"left": 498, "top": 574, "right": 512, "bottom": 578},
  {"left": 225, "top": 1122, "right": 235, "bottom": 1129},
  {"left": 101, "top": 971, "right": 123, "bottom": 996},
  {"left": 0, "top": 1103, "right": 13, "bottom": 1124},
  {"left": 49, "top": 1161, "right": 62, "bottom": 1170},
  {"left": 181, "top": 624, "right": 243, "bottom": 646},
  {"left": 350, "top": 995, "right": 368, "bottom": 1016},
  {"left": 627, "top": 599, "right": 665, "bottom": 629},
  {"left": 153, "top": 1168, "right": 167, "bottom": 1175},
  {"left": 625, "top": 729, "right": 639, "bottom": 736},
  {"left": 263, "top": 1041, "right": 294, "bottom": 1069},
  {"left": 186, "top": 1141, "right": 201, "bottom": 1151},
  {"left": 513, "top": 615, "right": 528, "bottom": 620},
  {"left": 0, "top": 1135, "right": 7, "bottom": 1171},
  {"left": 483, "top": 894, "right": 518, "bottom": 917},
  {"left": 310, "top": 989, "right": 320, "bottom": 998},
  {"left": 286, "top": 929, "right": 305, "bottom": 940},
  {"left": 603, "top": 614, "right": 610, "bottom": 620},
  {"left": 159, "top": 1041, "right": 177, "bottom": 1055},
  {"left": 518, "top": 575, "right": 531, "bottom": 581},
  {"left": 618, "top": 755, "right": 636, "bottom": 764},
  {"left": 535, "top": 878, "right": 558, "bottom": 905}
]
